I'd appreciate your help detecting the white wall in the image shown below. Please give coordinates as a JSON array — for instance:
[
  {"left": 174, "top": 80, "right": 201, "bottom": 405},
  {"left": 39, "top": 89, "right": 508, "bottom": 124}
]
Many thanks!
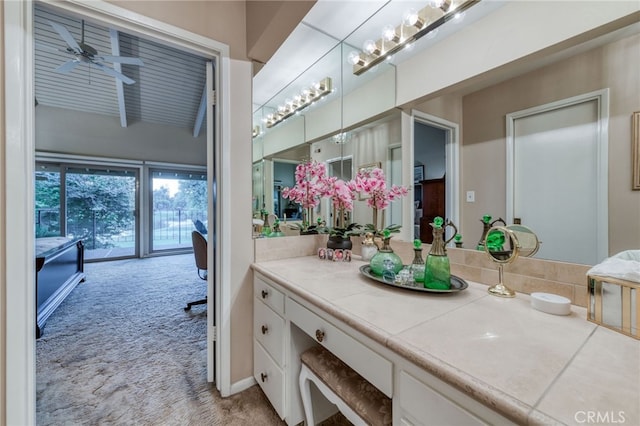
[{"left": 36, "top": 106, "right": 206, "bottom": 165}]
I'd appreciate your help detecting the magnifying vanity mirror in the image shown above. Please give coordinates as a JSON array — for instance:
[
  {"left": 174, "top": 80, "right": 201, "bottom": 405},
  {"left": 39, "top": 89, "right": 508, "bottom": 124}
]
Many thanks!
[{"left": 484, "top": 225, "right": 540, "bottom": 297}]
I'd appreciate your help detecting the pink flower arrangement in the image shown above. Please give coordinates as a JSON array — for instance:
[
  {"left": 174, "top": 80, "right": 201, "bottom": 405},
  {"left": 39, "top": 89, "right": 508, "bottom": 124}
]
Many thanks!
[
  {"left": 282, "top": 161, "right": 331, "bottom": 210},
  {"left": 355, "top": 167, "right": 408, "bottom": 234},
  {"left": 324, "top": 176, "right": 358, "bottom": 228},
  {"left": 282, "top": 161, "right": 332, "bottom": 231}
]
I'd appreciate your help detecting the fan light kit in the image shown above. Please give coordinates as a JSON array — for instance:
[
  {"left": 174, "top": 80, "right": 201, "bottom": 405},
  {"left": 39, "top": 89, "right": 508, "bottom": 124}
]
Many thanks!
[
  {"left": 44, "top": 20, "right": 144, "bottom": 85},
  {"left": 264, "top": 77, "right": 332, "bottom": 129},
  {"left": 349, "top": 0, "right": 479, "bottom": 75}
]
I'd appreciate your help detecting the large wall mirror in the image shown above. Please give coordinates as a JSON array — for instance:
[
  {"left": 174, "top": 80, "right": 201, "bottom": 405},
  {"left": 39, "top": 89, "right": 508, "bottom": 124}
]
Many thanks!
[{"left": 252, "top": 4, "right": 640, "bottom": 267}]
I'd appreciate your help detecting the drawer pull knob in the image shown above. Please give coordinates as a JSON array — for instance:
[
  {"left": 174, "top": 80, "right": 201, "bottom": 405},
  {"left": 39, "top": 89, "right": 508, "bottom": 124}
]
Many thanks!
[
  {"left": 315, "top": 329, "right": 325, "bottom": 342},
  {"left": 261, "top": 325, "right": 268, "bottom": 335},
  {"left": 260, "top": 372, "right": 268, "bottom": 382},
  {"left": 261, "top": 290, "right": 269, "bottom": 299}
]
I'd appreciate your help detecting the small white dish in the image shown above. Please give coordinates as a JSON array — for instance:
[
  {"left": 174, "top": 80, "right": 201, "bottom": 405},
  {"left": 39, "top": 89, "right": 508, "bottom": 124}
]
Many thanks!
[{"left": 531, "top": 292, "right": 572, "bottom": 315}]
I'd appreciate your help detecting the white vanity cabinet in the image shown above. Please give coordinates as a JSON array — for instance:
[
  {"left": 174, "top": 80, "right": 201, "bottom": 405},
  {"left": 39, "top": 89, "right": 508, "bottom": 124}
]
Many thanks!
[{"left": 253, "top": 270, "right": 514, "bottom": 426}]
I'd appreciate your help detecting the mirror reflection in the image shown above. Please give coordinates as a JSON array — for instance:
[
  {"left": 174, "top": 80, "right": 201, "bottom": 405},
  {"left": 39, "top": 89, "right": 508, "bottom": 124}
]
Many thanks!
[{"left": 252, "top": 4, "right": 639, "bottom": 266}]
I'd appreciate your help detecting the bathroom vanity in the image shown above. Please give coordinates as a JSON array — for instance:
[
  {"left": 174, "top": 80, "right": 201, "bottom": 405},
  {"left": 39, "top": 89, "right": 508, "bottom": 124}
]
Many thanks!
[{"left": 252, "top": 256, "right": 639, "bottom": 426}]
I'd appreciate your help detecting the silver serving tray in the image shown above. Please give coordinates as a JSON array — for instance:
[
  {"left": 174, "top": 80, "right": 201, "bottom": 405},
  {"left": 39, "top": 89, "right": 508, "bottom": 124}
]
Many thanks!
[{"left": 359, "top": 265, "right": 468, "bottom": 293}]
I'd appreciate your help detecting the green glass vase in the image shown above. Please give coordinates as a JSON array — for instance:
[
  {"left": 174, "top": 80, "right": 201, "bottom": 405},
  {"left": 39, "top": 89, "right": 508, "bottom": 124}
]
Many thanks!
[
  {"left": 424, "top": 217, "right": 456, "bottom": 290},
  {"left": 424, "top": 255, "right": 451, "bottom": 290},
  {"left": 369, "top": 237, "right": 403, "bottom": 277},
  {"left": 410, "top": 239, "right": 425, "bottom": 284}
]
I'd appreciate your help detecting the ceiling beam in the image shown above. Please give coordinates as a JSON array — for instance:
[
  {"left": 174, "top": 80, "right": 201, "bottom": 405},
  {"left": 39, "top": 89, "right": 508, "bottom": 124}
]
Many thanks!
[
  {"left": 109, "top": 28, "right": 127, "bottom": 128},
  {"left": 193, "top": 87, "right": 207, "bottom": 138}
]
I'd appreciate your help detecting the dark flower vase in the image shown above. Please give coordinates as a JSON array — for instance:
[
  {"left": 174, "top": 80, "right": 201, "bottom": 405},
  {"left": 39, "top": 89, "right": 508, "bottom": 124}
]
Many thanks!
[{"left": 327, "top": 235, "right": 353, "bottom": 250}]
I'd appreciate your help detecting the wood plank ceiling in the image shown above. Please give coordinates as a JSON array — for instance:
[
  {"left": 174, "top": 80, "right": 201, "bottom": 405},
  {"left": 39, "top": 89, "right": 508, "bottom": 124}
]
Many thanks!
[{"left": 34, "top": 4, "right": 208, "bottom": 135}]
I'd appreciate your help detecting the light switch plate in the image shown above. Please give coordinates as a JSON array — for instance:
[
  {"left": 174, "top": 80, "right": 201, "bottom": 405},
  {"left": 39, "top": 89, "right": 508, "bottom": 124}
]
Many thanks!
[{"left": 466, "top": 191, "right": 475, "bottom": 202}]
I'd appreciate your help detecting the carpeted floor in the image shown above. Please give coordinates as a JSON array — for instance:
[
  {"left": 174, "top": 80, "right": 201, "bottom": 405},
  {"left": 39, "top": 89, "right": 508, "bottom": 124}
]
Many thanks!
[{"left": 36, "top": 254, "right": 348, "bottom": 425}]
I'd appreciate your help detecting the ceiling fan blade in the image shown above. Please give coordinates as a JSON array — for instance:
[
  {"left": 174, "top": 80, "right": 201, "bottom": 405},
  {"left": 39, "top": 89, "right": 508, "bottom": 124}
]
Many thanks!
[
  {"left": 54, "top": 60, "right": 81, "bottom": 74},
  {"left": 48, "top": 21, "right": 82, "bottom": 54},
  {"left": 35, "top": 42, "right": 69, "bottom": 55},
  {"left": 95, "top": 55, "right": 144, "bottom": 66},
  {"left": 93, "top": 62, "right": 136, "bottom": 85}
]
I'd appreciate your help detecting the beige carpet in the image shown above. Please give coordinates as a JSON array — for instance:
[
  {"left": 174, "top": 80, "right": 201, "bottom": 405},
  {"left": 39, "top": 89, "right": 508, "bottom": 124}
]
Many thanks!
[{"left": 36, "top": 254, "right": 349, "bottom": 425}]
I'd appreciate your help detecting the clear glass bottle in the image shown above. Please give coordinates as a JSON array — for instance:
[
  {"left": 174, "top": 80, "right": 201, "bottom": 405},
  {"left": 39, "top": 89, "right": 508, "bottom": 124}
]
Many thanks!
[
  {"left": 361, "top": 232, "right": 378, "bottom": 261},
  {"left": 369, "top": 231, "right": 403, "bottom": 277},
  {"left": 424, "top": 217, "right": 456, "bottom": 290},
  {"left": 410, "top": 239, "right": 425, "bottom": 284}
]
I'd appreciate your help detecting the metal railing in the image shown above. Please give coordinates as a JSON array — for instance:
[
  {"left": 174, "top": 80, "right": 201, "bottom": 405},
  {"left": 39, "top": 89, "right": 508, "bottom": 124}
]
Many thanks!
[{"left": 35, "top": 208, "right": 208, "bottom": 252}]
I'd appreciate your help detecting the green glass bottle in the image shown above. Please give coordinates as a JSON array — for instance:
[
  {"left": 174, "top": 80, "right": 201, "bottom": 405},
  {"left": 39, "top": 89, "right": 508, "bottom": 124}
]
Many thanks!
[
  {"left": 424, "top": 217, "right": 455, "bottom": 290},
  {"left": 369, "top": 230, "right": 403, "bottom": 277},
  {"left": 269, "top": 219, "right": 285, "bottom": 237},
  {"left": 410, "top": 239, "right": 425, "bottom": 284}
]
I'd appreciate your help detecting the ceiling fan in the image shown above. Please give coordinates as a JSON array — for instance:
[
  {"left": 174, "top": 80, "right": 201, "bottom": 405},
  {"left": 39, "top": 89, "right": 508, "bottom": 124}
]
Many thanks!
[{"left": 43, "top": 20, "right": 144, "bottom": 85}]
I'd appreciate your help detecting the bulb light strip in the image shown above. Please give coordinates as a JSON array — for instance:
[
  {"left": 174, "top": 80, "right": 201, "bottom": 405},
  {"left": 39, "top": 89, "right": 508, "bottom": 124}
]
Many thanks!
[
  {"left": 265, "top": 77, "right": 333, "bottom": 128},
  {"left": 350, "top": 0, "right": 479, "bottom": 75}
]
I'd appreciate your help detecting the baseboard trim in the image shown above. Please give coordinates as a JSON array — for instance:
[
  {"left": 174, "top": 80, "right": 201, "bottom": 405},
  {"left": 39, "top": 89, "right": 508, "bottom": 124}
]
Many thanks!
[{"left": 229, "top": 376, "right": 257, "bottom": 395}]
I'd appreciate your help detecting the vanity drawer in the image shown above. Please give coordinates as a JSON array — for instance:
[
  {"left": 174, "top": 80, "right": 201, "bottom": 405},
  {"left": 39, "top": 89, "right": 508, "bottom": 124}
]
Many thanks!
[
  {"left": 254, "top": 299, "right": 285, "bottom": 365},
  {"left": 254, "top": 275, "right": 285, "bottom": 316},
  {"left": 254, "top": 340, "right": 285, "bottom": 419},
  {"left": 287, "top": 298, "right": 393, "bottom": 397},
  {"left": 398, "top": 371, "right": 484, "bottom": 426}
]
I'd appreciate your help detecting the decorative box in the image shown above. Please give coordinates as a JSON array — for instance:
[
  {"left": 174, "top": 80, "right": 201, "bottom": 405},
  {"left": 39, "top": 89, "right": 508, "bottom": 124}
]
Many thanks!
[{"left": 587, "top": 274, "right": 639, "bottom": 340}]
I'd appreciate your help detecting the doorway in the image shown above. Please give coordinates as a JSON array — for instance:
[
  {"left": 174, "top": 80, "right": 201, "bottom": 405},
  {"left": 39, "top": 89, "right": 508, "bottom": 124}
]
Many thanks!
[
  {"left": 411, "top": 111, "right": 459, "bottom": 244},
  {"left": 506, "top": 90, "right": 609, "bottom": 265},
  {"left": 5, "top": 2, "right": 228, "bottom": 423}
]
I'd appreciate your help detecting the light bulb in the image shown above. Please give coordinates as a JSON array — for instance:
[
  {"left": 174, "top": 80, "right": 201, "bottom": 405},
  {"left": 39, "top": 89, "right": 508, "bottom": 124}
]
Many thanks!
[
  {"left": 403, "top": 8, "right": 423, "bottom": 28},
  {"left": 382, "top": 24, "right": 399, "bottom": 43},
  {"left": 348, "top": 51, "right": 364, "bottom": 66},
  {"left": 363, "top": 39, "right": 377, "bottom": 55}
]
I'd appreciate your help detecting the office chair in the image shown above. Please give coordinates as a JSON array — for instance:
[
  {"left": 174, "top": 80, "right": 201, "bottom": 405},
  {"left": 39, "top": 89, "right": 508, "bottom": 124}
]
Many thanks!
[{"left": 185, "top": 230, "right": 208, "bottom": 311}]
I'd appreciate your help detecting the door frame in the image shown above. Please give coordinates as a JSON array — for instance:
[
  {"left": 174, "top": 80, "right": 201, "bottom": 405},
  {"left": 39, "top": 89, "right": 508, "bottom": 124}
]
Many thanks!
[
  {"left": 404, "top": 110, "right": 460, "bottom": 243},
  {"left": 3, "top": 1, "right": 231, "bottom": 423},
  {"left": 505, "top": 89, "right": 609, "bottom": 263}
]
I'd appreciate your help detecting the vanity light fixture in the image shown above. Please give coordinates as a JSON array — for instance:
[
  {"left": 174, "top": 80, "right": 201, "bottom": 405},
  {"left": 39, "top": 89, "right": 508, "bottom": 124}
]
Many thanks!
[
  {"left": 349, "top": 0, "right": 478, "bottom": 75},
  {"left": 252, "top": 125, "right": 261, "bottom": 138},
  {"left": 265, "top": 77, "right": 333, "bottom": 128}
]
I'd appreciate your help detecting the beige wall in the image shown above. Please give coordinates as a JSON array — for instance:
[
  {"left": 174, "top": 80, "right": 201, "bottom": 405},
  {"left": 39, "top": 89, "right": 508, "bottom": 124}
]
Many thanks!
[
  {"left": 246, "top": 1, "right": 314, "bottom": 66},
  {"left": 228, "top": 58, "right": 254, "bottom": 384},
  {"left": 107, "top": 0, "right": 248, "bottom": 60},
  {"left": 457, "top": 33, "right": 640, "bottom": 258},
  {"left": 36, "top": 106, "right": 207, "bottom": 165}
]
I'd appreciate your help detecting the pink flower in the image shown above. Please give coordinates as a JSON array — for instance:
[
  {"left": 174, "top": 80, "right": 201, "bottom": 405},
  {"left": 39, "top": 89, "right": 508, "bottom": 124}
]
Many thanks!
[
  {"left": 355, "top": 167, "right": 408, "bottom": 212},
  {"left": 282, "top": 161, "right": 330, "bottom": 210}
]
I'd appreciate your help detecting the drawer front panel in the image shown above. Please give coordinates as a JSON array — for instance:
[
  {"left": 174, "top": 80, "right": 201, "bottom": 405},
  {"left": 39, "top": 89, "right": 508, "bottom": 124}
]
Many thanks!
[
  {"left": 287, "top": 298, "right": 393, "bottom": 397},
  {"left": 399, "top": 371, "right": 484, "bottom": 426},
  {"left": 254, "top": 341, "right": 285, "bottom": 419},
  {"left": 254, "top": 275, "right": 285, "bottom": 315},
  {"left": 254, "top": 300, "right": 285, "bottom": 365}
]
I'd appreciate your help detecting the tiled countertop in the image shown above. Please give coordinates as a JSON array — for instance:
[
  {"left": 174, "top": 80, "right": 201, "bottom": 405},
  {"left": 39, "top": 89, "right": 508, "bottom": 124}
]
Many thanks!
[{"left": 252, "top": 256, "right": 640, "bottom": 425}]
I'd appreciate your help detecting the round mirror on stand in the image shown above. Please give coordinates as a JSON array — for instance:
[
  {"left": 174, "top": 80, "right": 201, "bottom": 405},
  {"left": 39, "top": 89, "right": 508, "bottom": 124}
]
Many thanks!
[{"left": 484, "top": 224, "right": 540, "bottom": 297}]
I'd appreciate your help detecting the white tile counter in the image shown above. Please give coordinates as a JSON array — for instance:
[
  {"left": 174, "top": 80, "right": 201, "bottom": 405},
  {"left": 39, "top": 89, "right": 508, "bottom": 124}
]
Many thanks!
[{"left": 252, "top": 256, "right": 640, "bottom": 425}]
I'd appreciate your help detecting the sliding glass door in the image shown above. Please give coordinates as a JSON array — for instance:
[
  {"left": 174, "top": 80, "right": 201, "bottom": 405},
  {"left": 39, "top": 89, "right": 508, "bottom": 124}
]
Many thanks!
[
  {"left": 150, "top": 168, "right": 207, "bottom": 253},
  {"left": 35, "top": 162, "right": 139, "bottom": 261}
]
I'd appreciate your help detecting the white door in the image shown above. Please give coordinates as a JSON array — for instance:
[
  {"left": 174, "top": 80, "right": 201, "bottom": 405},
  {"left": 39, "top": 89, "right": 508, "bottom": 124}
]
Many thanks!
[{"left": 507, "top": 91, "right": 608, "bottom": 265}]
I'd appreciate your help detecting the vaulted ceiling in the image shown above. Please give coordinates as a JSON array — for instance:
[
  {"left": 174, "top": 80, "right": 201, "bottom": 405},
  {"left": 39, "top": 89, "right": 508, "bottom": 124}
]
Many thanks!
[{"left": 34, "top": 4, "right": 208, "bottom": 136}]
